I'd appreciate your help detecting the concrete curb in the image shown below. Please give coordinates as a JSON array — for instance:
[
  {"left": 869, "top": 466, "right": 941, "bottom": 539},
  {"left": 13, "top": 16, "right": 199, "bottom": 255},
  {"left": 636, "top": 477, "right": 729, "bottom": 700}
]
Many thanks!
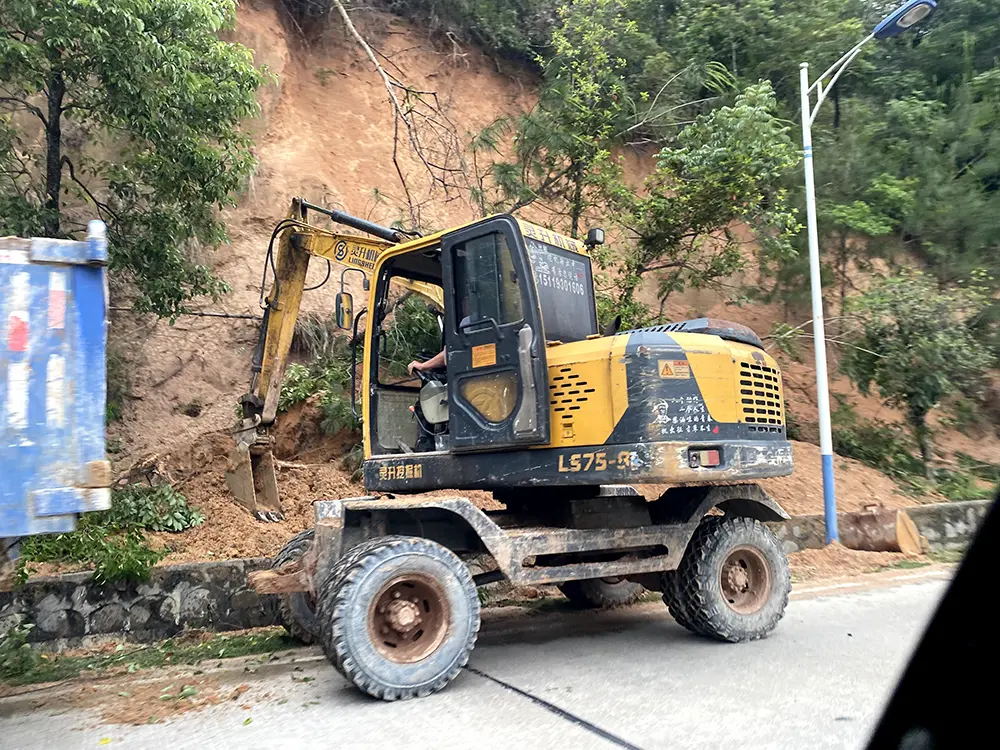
[{"left": 1, "top": 499, "right": 991, "bottom": 644}]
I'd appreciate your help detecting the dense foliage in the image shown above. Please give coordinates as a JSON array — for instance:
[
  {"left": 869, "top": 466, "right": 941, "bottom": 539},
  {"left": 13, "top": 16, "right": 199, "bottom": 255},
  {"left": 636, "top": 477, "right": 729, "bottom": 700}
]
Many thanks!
[
  {"left": 0, "top": 0, "right": 263, "bottom": 318},
  {"left": 841, "top": 272, "right": 993, "bottom": 473}
]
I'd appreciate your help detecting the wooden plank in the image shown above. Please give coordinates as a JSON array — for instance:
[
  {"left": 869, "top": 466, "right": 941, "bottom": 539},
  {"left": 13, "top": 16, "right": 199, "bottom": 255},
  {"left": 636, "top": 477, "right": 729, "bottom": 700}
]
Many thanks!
[{"left": 248, "top": 560, "right": 310, "bottom": 594}]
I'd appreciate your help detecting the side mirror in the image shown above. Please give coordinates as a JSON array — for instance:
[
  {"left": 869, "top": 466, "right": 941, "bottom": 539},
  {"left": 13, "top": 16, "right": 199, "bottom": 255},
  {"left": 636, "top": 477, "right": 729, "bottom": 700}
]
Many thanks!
[
  {"left": 335, "top": 292, "right": 354, "bottom": 330},
  {"left": 585, "top": 227, "right": 606, "bottom": 248}
]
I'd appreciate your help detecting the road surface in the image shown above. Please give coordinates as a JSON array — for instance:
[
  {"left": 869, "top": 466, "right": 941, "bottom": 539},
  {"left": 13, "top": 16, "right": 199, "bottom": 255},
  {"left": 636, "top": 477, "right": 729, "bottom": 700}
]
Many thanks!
[{"left": 1, "top": 570, "right": 948, "bottom": 750}]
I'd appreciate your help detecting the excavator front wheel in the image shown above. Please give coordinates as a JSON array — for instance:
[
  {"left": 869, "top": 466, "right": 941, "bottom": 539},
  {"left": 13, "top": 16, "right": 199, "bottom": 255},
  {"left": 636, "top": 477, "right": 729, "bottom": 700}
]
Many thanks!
[{"left": 318, "top": 535, "right": 479, "bottom": 700}]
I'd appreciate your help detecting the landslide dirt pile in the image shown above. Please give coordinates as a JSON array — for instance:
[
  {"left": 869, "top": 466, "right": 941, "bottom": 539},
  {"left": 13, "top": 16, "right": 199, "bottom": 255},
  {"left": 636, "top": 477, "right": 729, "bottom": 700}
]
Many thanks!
[
  {"left": 146, "top": 400, "right": 496, "bottom": 564},
  {"left": 141, "top": 426, "right": 362, "bottom": 564},
  {"left": 788, "top": 542, "right": 923, "bottom": 580}
]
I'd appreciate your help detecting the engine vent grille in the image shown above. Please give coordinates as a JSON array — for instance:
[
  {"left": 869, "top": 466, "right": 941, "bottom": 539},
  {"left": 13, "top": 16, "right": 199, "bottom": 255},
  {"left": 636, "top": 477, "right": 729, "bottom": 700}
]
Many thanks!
[
  {"left": 739, "top": 361, "right": 784, "bottom": 427},
  {"left": 549, "top": 366, "right": 596, "bottom": 421}
]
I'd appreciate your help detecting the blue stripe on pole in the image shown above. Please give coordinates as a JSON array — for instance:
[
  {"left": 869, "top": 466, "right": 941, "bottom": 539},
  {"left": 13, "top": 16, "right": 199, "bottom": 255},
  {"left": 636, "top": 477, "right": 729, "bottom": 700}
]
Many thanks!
[
  {"left": 822, "top": 452, "right": 839, "bottom": 543},
  {"left": 804, "top": 146, "right": 813, "bottom": 158}
]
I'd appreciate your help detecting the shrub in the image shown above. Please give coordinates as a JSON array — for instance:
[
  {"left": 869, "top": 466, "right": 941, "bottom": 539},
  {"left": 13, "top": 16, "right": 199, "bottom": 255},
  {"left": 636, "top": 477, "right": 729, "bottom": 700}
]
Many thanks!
[
  {"left": 0, "top": 624, "right": 38, "bottom": 680},
  {"left": 19, "top": 526, "right": 166, "bottom": 585},
  {"left": 18, "top": 484, "right": 202, "bottom": 584},
  {"left": 106, "top": 484, "right": 204, "bottom": 533},
  {"left": 831, "top": 401, "right": 923, "bottom": 481}
]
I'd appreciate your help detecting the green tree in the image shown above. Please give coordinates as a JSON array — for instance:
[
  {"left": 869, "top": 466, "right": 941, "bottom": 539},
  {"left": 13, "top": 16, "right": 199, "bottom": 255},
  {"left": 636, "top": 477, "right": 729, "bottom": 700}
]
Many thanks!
[
  {"left": 473, "top": 0, "right": 643, "bottom": 236},
  {"left": 0, "top": 0, "right": 263, "bottom": 318},
  {"left": 820, "top": 172, "right": 916, "bottom": 316},
  {"left": 598, "top": 81, "right": 800, "bottom": 319},
  {"left": 841, "top": 272, "right": 994, "bottom": 475}
]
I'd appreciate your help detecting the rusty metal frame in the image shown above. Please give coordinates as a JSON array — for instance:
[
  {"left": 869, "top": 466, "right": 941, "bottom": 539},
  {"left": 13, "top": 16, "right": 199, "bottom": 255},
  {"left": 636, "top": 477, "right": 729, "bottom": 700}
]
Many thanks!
[
  {"left": 254, "top": 484, "right": 790, "bottom": 598},
  {"left": 314, "top": 495, "right": 698, "bottom": 589}
]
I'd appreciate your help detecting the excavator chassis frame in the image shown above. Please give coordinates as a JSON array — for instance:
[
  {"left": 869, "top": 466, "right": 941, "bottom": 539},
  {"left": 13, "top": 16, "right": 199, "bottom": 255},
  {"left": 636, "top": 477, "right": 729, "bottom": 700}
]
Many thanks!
[{"left": 250, "top": 483, "right": 789, "bottom": 597}]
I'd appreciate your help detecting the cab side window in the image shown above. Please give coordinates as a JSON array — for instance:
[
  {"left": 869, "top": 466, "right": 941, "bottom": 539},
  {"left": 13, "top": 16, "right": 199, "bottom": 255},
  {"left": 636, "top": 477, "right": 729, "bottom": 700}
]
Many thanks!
[{"left": 453, "top": 232, "right": 523, "bottom": 329}]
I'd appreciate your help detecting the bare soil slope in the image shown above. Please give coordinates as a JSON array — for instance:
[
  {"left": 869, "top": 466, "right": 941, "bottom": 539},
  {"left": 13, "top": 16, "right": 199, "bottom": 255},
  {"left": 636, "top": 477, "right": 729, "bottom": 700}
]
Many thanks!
[{"left": 111, "top": 2, "right": 532, "bottom": 464}]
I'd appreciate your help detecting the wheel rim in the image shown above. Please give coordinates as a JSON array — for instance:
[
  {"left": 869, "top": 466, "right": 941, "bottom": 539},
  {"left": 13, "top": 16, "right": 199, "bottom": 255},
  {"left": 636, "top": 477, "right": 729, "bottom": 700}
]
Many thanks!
[
  {"left": 368, "top": 574, "right": 450, "bottom": 663},
  {"left": 719, "top": 545, "right": 771, "bottom": 615}
]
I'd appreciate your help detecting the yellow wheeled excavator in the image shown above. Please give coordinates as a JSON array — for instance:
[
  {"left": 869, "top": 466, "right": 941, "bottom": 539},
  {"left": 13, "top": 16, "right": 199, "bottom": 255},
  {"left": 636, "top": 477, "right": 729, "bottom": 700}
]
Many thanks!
[{"left": 232, "top": 197, "right": 796, "bottom": 702}]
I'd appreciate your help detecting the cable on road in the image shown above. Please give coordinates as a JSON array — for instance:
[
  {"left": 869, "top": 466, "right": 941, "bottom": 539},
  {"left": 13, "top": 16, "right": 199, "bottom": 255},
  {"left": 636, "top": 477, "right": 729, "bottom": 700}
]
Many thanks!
[{"left": 465, "top": 667, "right": 646, "bottom": 750}]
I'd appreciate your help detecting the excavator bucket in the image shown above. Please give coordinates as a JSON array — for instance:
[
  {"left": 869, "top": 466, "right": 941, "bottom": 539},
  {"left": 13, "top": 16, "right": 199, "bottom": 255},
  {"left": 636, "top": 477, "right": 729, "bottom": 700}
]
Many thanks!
[{"left": 226, "top": 425, "right": 283, "bottom": 522}]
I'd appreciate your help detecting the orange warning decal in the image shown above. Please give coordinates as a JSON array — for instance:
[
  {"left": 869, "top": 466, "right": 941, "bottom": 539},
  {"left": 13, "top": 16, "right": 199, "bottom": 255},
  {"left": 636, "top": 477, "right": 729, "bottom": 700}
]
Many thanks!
[{"left": 658, "top": 359, "right": 691, "bottom": 379}]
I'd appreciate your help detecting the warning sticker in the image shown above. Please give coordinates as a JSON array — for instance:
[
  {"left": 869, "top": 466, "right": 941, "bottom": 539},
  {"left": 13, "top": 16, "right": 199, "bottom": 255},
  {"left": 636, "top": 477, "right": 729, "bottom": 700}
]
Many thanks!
[
  {"left": 658, "top": 359, "right": 691, "bottom": 379},
  {"left": 471, "top": 343, "right": 497, "bottom": 369}
]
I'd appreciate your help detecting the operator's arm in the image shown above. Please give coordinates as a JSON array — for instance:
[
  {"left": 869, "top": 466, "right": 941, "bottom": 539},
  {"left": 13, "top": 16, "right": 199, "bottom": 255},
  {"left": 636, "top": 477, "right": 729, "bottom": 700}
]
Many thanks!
[{"left": 408, "top": 349, "right": 445, "bottom": 375}]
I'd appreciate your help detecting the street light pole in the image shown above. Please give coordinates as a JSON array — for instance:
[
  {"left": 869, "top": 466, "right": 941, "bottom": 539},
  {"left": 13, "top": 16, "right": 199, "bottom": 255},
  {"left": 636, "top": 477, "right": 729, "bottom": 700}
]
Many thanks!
[
  {"left": 799, "top": 61, "right": 839, "bottom": 544},
  {"left": 797, "top": 0, "right": 938, "bottom": 545}
]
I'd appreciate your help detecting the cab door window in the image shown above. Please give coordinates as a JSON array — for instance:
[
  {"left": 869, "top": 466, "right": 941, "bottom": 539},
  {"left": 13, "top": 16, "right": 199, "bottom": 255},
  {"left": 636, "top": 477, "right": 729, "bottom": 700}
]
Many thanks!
[{"left": 452, "top": 233, "right": 523, "bottom": 330}]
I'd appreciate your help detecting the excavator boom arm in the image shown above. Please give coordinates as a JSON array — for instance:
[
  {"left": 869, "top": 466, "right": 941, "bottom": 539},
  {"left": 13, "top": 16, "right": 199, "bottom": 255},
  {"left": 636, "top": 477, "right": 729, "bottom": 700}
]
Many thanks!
[{"left": 227, "top": 198, "right": 432, "bottom": 520}]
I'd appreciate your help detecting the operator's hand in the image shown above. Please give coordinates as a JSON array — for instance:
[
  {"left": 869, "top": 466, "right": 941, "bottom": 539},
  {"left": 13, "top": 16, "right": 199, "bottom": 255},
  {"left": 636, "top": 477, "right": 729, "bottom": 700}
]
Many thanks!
[{"left": 407, "top": 360, "right": 426, "bottom": 376}]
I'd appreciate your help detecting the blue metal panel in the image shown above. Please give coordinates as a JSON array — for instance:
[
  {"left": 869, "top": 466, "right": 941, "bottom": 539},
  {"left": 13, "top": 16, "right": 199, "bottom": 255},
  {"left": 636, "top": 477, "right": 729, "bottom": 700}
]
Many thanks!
[{"left": 1, "top": 222, "right": 110, "bottom": 538}]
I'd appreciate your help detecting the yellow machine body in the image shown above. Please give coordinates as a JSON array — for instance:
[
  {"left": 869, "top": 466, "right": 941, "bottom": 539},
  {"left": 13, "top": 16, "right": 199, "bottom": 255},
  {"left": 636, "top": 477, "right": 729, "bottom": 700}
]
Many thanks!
[{"left": 229, "top": 201, "right": 792, "bottom": 519}]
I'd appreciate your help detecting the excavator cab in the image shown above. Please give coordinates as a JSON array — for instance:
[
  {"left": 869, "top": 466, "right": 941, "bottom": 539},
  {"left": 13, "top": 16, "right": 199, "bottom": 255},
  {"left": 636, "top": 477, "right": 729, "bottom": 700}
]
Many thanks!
[{"left": 364, "top": 216, "right": 563, "bottom": 458}]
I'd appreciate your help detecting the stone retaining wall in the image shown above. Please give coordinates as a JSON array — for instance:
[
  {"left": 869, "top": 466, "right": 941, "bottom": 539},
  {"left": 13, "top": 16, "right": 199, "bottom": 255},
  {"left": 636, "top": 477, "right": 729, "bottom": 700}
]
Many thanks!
[
  {"left": 1, "top": 500, "right": 992, "bottom": 644},
  {"left": 0, "top": 558, "right": 279, "bottom": 644}
]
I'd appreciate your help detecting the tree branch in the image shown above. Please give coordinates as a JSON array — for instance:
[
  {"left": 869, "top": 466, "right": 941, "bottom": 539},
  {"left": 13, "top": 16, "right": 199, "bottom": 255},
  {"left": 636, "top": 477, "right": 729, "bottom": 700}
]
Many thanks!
[
  {"left": 62, "top": 155, "right": 119, "bottom": 223},
  {"left": 0, "top": 96, "right": 47, "bottom": 127},
  {"left": 332, "top": 0, "right": 438, "bottom": 226}
]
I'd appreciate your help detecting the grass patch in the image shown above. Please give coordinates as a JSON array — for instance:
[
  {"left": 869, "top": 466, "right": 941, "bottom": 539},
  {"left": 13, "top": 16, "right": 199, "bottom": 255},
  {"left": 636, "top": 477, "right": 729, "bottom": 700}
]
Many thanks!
[
  {"left": 1, "top": 626, "right": 297, "bottom": 686},
  {"left": 928, "top": 548, "right": 966, "bottom": 564}
]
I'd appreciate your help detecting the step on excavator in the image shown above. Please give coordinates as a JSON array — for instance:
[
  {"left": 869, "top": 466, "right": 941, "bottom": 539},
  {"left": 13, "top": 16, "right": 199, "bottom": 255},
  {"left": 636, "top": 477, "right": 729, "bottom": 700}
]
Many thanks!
[{"left": 231, "top": 197, "right": 796, "bottom": 701}]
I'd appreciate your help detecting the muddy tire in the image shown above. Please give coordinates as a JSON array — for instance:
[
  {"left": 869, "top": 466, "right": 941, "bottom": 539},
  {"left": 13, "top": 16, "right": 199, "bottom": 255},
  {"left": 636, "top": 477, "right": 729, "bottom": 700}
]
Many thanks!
[
  {"left": 318, "top": 535, "right": 480, "bottom": 700},
  {"left": 321, "top": 536, "right": 412, "bottom": 678},
  {"left": 675, "top": 516, "right": 790, "bottom": 643},
  {"left": 558, "top": 578, "right": 646, "bottom": 609},
  {"left": 660, "top": 570, "right": 700, "bottom": 634},
  {"left": 272, "top": 529, "right": 319, "bottom": 644}
]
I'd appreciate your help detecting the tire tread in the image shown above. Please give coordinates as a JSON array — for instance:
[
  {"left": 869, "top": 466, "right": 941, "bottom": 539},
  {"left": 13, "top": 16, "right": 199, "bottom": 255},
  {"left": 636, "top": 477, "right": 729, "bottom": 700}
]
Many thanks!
[{"left": 675, "top": 516, "right": 790, "bottom": 643}]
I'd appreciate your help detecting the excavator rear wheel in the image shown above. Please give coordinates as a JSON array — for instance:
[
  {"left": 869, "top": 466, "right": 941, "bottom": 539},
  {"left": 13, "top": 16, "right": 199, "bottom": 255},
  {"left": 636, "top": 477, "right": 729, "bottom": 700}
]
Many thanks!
[
  {"left": 673, "top": 516, "right": 790, "bottom": 642},
  {"left": 558, "top": 577, "right": 646, "bottom": 609}
]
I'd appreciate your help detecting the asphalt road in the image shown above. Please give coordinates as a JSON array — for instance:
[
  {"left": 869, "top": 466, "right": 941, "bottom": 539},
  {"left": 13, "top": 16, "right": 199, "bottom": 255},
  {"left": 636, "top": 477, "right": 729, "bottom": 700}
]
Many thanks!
[{"left": 1, "top": 570, "right": 948, "bottom": 750}]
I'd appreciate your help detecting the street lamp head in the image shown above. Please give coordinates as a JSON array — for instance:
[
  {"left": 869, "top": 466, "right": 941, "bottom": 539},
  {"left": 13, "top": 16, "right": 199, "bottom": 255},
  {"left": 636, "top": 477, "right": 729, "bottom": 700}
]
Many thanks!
[{"left": 873, "top": 0, "right": 938, "bottom": 40}]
